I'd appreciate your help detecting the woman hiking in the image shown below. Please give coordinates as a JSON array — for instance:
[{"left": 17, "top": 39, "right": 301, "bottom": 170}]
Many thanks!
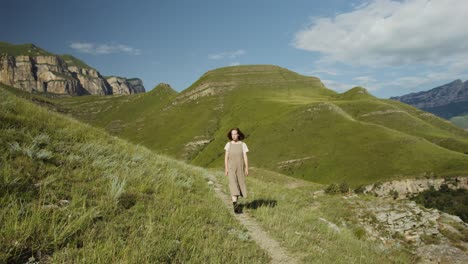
[{"left": 224, "top": 127, "right": 249, "bottom": 214}]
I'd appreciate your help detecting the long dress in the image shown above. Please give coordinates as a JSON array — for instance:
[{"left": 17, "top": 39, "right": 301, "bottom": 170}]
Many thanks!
[{"left": 227, "top": 142, "right": 248, "bottom": 198}]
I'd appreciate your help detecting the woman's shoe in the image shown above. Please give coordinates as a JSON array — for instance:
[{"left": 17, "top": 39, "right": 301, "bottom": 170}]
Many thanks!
[{"left": 233, "top": 202, "right": 241, "bottom": 214}]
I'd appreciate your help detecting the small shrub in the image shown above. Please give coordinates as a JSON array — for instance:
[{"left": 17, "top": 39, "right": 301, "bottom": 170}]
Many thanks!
[
  {"left": 352, "top": 226, "right": 367, "bottom": 240},
  {"left": 439, "top": 184, "right": 450, "bottom": 193},
  {"left": 339, "top": 182, "right": 350, "bottom": 194},
  {"left": 325, "top": 183, "right": 339, "bottom": 194}
]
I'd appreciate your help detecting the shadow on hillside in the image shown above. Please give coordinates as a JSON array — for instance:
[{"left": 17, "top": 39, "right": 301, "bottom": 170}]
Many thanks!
[{"left": 240, "top": 199, "right": 277, "bottom": 211}]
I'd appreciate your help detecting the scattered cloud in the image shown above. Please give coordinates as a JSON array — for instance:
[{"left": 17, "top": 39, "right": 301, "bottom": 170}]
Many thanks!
[
  {"left": 352, "top": 76, "right": 379, "bottom": 90},
  {"left": 306, "top": 69, "right": 337, "bottom": 76},
  {"left": 293, "top": 0, "right": 468, "bottom": 67},
  {"left": 209, "top": 49, "right": 245, "bottom": 60},
  {"left": 229, "top": 61, "right": 240, "bottom": 66},
  {"left": 70, "top": 41, "right": 141, "bottom": 55},
  {"left": 322, "top": 79, "right": 356, "bottom": 92}
]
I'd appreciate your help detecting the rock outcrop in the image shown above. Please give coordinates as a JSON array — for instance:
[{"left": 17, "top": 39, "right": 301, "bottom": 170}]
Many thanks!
[
  {"left": 347, "top": 195, "right": 468, "bottom": 263},
  {"left": 0, "top": 43, "right": 145, "bottom": 96},
  {"left": 361, "top": 176, "right": 468, "bottom": 198},
  {"left": 106, "top": 76, "right": 146, "bottom": 95}
]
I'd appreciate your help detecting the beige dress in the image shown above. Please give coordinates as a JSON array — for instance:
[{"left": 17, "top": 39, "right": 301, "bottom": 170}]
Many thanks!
[{"left": 226, "top": 142, "right": 248, "bottom": 198}]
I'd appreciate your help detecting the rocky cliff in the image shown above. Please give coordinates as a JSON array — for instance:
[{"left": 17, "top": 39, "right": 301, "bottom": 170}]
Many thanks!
[
  {"left": 106, "top": 76, "right": 146, "bottom": 95},
  {"left": 0, "top": 43, "right": 145, "bottom": 96}
]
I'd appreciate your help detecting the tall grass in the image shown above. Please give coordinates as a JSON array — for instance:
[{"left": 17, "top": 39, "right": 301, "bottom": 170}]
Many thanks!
[{"left": 0, "top": 87, "right": 269, "bottom": 263}]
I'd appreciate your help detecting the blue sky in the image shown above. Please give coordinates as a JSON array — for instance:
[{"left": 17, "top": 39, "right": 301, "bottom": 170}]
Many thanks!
[{"left": 1, "top": 0, "right": 468, "bottom": 98}]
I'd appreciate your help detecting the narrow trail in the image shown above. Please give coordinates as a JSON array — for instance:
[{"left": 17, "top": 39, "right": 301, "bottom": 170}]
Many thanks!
[{"left": 208, "top": 174, "right": 299, "bottom": 264}]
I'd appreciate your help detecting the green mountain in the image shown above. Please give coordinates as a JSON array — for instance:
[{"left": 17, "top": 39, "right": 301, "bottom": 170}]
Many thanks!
[{"left": 6, "top": 65, "right": 468, "bottom": 187}]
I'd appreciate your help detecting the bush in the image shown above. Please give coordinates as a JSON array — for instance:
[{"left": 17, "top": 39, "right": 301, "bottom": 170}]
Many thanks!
[
  {"left": 325, "top": 183, "right": 339, "bottom": 194},
  {"left": 411, "top": 188, "right": 468, "bottom": 222},
  {"left": 339, "top": 182, "right": 350, "bottom": 194},
  {"left": 325, "top": 182, "right": 350, "bottom": 194}
]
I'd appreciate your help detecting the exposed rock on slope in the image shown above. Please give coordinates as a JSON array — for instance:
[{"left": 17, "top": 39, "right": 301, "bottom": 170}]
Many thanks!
[{"left": 106, "top": 76, "right": 146, "bottom": 95}]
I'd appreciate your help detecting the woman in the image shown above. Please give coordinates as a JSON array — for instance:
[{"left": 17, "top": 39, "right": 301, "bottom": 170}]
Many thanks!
[{"left": 224, "top": 127, "right": 249, "bottom": 214}]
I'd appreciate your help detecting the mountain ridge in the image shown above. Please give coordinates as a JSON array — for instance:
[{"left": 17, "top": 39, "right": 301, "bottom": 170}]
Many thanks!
[{"left": 390, "top": 79, "right": 468, "bottom": 128}]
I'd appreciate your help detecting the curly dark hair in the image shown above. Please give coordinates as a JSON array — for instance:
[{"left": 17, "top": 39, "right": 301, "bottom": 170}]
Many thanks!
[{"left": 227, "top": 127, "right": 245, "bottom": 140}]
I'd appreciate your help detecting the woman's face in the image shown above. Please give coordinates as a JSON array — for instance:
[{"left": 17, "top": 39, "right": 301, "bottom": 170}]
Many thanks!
[{"left": 231, "top": 130, "right": 239, "bottom": 141}]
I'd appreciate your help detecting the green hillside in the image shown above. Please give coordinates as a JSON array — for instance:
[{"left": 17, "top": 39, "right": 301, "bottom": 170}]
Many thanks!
[
  {"left": 59, "top": 54, "right": 93, "bottom": 69},
  {"left": 1, "top": 84, "right": 422, "bottom": 263},
  {"left": 0, "top": 86, "right": 270, "bottom": 262},
  {"left": 0, "top": 42, "right": 53, "bottom": 56},
  {"left": 5, "top": 65, "right": 468, "bottom": 187}
]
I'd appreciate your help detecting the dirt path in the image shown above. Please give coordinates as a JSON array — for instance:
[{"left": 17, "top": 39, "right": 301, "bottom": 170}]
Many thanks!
[{"left": 208, "top": 174, "right": 299, "bottom": 264}]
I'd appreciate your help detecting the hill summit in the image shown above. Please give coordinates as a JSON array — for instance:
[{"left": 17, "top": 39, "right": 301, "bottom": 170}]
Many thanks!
[
  {"left": 338, "top": 86, "right": 376, "bottom": 100},
  {"left": 174, "top": 64, "right": 337, "bottom": 104}
]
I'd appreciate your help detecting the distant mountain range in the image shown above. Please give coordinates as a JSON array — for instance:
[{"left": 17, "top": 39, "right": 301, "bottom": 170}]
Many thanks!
[
  {"left": 390, "top": 80, "right": 468, "bottom": 128},
  {"left": 0, "top": 41, "right": 145, "bottom": 96}
]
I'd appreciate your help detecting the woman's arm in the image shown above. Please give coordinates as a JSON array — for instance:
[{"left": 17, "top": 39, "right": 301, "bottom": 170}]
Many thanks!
[
  {"left": 224, "top": 151, "right": 229, "bottom": 176},
  {"left": 243, "top": 152, "right": 249, "bottom": 176}
]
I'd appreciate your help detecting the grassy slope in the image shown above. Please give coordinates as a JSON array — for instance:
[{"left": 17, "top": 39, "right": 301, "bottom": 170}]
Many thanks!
[
  {"left": 0, "top": 86, "right": 270, "bottom": 263},
  {"left": 59, "top": 54, "right": 93, "bottom": 69},
  {"left": 211, "top": 167, "right": 413, "bottom": 263},
  {"left": 5, "top": 65, "right": 468, "bottom": 187}
]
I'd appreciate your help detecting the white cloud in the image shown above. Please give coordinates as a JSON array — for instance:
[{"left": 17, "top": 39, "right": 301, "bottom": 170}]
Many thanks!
[
  {"left": 209, "top": 49, "right": 245, "bottom": 60},
  {"left": 353, "top": 76, "right": 377, "bottom": 83},
  {"left": 352, "top": 76, "right": 379, "bottom": 90},
  {"left": 293, "top": 0, "right": 468, "bottom": 67},
  {"left": 70, "top": 42, "right": 141, "bottom": 55},
  {"left": 229, "top": 61, "right": 240, "bottom": 66},
  {"left": 307, "top": 69, "right": 338, "bottom": 76}
]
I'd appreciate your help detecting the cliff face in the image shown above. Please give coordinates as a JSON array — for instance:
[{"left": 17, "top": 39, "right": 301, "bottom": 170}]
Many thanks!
[
  {"left": 0, "top": 52, "right": 145, "bottom": 96},
  {"left": 106, "top": 76, "right": 146, "bottom": 95}
]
